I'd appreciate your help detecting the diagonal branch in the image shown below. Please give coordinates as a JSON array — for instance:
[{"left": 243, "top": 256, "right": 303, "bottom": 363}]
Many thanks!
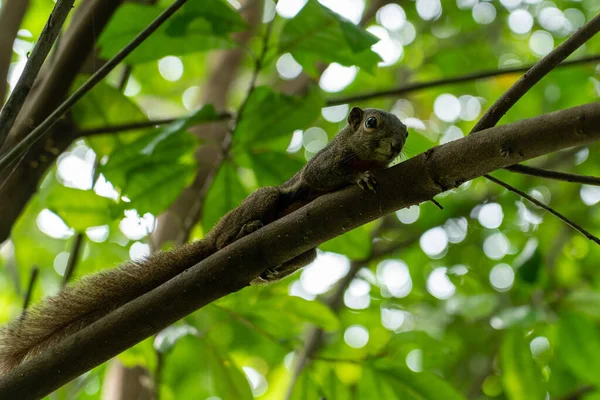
[
  {"left": 0, "top": 0, "right": 190, "bottom": 173},
  {"left": 505, "top": 164, "right": 600, "bottom": 187},
  {"left": 0, "top": 0, "right": 76, "bottom": 151},
  {"left": 468, "top": 13, "right": 600, "bottom": 242},
  {"left": 326, "top": 54, "right": 600, "bottom": 106},
  {"left": 486, "top": 174, "right": 599, "bottom": 245},
  {"left": 1, "top": 102, "right": 599, "bottom": 399},
  {"left": 0, "top": 0, "right": 30, "bottom": 107}
]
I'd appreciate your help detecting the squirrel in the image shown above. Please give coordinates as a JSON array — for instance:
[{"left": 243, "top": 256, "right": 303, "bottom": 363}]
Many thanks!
[{"left": 0, "top": 107, "right": 407, "bottom": 374}]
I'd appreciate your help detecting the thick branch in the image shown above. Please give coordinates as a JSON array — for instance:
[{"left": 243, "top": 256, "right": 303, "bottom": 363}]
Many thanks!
[
  {"left": 326, "top": 54, "right": 600, "bottom": 106},
  {"left": 0, "top": 0, "right": 121, "bottom": 244},
  {"left": 0, "top": 0, "right": 189, "bottom": 173},
  {"left": 1, "top": 102, "right": 599, "bottom": 398},
  {"left": 0, "top": 0, "right": 30, "bottom": 106},
  {"left": 0, "top": 0, "right": 75, "bottom": 150}
]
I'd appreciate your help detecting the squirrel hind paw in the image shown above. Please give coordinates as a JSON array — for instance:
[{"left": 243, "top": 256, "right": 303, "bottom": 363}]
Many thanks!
[{"left": 356, "top": 171, "right": 377, "bottom": 192}]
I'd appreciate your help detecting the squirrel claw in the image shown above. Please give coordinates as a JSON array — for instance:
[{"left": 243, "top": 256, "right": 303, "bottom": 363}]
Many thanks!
[{"left": 356, "top": 171, "right": 377, "bottom": 192}]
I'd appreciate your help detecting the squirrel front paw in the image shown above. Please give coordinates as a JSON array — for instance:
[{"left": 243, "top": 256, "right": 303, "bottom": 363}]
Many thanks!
[{"left": 356, "top": 171, "right": 377, "bottom": 192}]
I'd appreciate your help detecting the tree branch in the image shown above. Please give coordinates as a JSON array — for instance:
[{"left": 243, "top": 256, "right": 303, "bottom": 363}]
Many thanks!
[
  {"left": 77, "top": 113, "right": 232, "bottom": 136},
  {"left": 0, "top": 0, "right": 76, "bottom": 151},
  {"left": 1, "top": 102, "right": 599, "bottom": 398},
  {"left": 73, "top": 53, "right": 600, "bottom": 137},
  {"left": 506, "top": 164, "right": 600, "bottom": 186},
  {"left": 0, "top": 0, "right": 189, "bottom": 173},
  {"left": 0, "top": 0, "right": 30, "bottom": 106},
  {"left": 326, "top": 54, "right": 600, "bottom": 106},
  {"left": 21, "top": 266, "right": 39, "bottom": 313},
  {"left": 467, "top": 13, "right": 600, "bottom": 242},
  {"left": 486, "top": 174, "right": 599, "bottom": 244}
]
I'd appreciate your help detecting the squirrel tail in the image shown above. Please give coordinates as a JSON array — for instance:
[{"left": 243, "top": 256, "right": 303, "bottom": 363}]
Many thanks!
[{"left": 0, "top": 239, "right": 215, "bottom": 375}]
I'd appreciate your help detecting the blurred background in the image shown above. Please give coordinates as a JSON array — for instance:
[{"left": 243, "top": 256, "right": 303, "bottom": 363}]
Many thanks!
[{"left": 0, "top": 0, "right": 600, "bottom": 399}]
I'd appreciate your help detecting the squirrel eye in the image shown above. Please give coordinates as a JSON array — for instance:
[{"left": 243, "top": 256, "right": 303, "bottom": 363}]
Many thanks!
[{"left": 365, "top": 117, "right": 378, "bottom": 129}]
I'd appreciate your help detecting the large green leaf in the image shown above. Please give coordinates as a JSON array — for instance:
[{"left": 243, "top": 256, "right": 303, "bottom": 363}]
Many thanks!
[
  {"left": 275, "top": 296, "right": 340, "bottom": 331},
  {"left": 234, "top": 86, "right": 324, "bottom": 148},
  {"left": 320, "top": 225, "right": 372, "bottom": 260},
  {"left": 202, "top": 161, "right": 248, "bottom": 232},
  {"left": 557, "top": 312, "right": 600, "bottom": 385},
  {"left": 99, "top": 106, "right": 220, "bottom": 215},
  {"left": 42, "top": 186, "right": 116, "bottom": 231},
  {"left": 279, "top": 0, "right": 380, "bottom": 74},
  {"left": 501, "top": 330, "right": 546, "bottom": 400},
  {"left": 562, "top": 291, "right": 600, "bottom": 320},
  {"left": 204, "top": 339, "right": 253, "bottom": 400},
  {"left": 358, "top": 363, "right": 466, "bottom": 400},
  {"left": 98, "top": 2, "right": 243, "bottom": 63},
  {"left": 247, "top": 151, "right": 305, "bottom": 187}
]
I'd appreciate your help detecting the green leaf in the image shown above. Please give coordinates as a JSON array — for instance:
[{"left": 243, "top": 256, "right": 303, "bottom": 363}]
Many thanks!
[
  {"left": 202, "top": 161, "right": 247, "bottom": 232},
  {"left": 501, "top": 330, "right": 546, "bottom": 400},
  {"left": 234, "top": 86, "right": 324, "bottom": 149},
  {"left": 557, "top": 312, "right": 600, "bottom": 385},
  {"left": 276, "top": 297, "right": 340, "bottom": 331},
  {"left": 154, "top": 324, "right": 199, "bottom": 353},
  {"left": 98, "top": 3, "right": 240, "bottom": 64},
  {"left": 562, "top": 291, "right": 600, "bottom": 320},
  {"left": 100, "top": 106, "right": 221, "bottom": 215},
  {"left": 279, "top": 0, "right": 380, "bottom": 74},
  {"left": 247, "top": 151, "right": 305, "bottom": 187},
  {"left": 359, "top": 364, "right": 466, "bottom": 400},
  {"left": 453, "top": 294, "right": 500, "bottom": 321},
  {"left": 204, "top": 339, "right": 253, "bottom": 400},
  {"left": 320, "top": 225, "right": 372, "bottom": 260},
  {"left": 167, "top": 0, "right": 247, "bottom": 37},
  {"left": 42, "top": 186, "right": 115, "bottom": 231},
  {"left": 516, "top": 248, "right": 543, "bottom": 284}
]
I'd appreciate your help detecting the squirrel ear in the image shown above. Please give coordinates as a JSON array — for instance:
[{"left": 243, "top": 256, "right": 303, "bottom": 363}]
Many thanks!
[{"left": 348, "top": 107, "right": 364, "bottom": 130}]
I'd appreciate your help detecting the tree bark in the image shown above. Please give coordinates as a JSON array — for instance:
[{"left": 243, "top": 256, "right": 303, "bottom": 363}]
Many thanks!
[
  {"left": 0, "top": 0, "right": 122, "bottom": 243},
  {"left": 0, "top": 0, "right": 30, "bottom": 105},
  {"left": 1, "top": 101, "right": 598, "bottom": 399}
]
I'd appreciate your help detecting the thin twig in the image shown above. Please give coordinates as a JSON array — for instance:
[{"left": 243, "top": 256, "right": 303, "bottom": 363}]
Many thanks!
[
  {"left": 0, "top": 0, "right": 76, "bottom": 151},
  {"left": 62, "top": 233, "right": 84, "bottom": 286},
  {"left": 175, "top": 19, "right": 276, "bottom": 245},
  {"left": 78, "top": 113, "right": 232, "bottom": 136},
  {"left": 326, "top": 54, "right": 600, "bottom": 106},
  {"left": 285, "top": 233, "right": 418, "bottom": 400},
  {"left": 21, "top": 266, "right": 39, "bottom": 313},
  {"left": 0, "top": 0, "right": 189, "bottom": 173},
  {"left": 470, "top": 14, "right": 600, "bottom": 244},
  {"left": 486, "top": 174, "right": 600, "bottom": 245},
  {"left": 506, "top": 164, "right": 600, "bottom": 187},
  {"left": 472, "top": 15, "right": 600, "bottom": 132}
]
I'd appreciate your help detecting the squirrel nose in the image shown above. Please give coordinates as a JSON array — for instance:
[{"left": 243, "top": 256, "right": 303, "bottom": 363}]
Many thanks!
[{"left": 391, "top": 136, "right": 404, "bottom": 152}]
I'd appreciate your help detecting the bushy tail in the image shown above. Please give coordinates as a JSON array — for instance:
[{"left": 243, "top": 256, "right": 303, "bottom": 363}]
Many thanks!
[{"left": 0, "top": 239, "right": 215, "bottom": 374}]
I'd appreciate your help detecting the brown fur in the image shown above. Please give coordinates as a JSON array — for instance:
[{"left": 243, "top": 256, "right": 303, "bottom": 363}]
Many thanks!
[{"left": 0, "top": 107, "right": 407, "bottom": 374}]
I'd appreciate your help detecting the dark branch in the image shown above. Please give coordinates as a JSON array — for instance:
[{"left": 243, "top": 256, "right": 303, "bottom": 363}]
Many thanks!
[
  {"left": 21, "top": 267, "right": 39, "bottom": 313},
  {"left": 506, "top": 164, "right": 600, "bottom": 186},
  {"left": 0, "top": 0, "right": 75, "bottom": 151},
  {"left": 78, "top": 113, "right": 231, "bottom": 137},
  {"left": 0, "top": 0, "right": 189, "bottom": 173},
  {"left": 1, "top": 103, "right": 599, "bottom": 399},
  {"left": 468, "top": 13, "right": 600, "bottom": 242},
  {"left": 472, "top": 14, "right": 600, "bottom": 132},
  {"left": 326, "top": 54, "right": 600, "bottom": 106},
  {"left": 486, "top": 174, "right": 600, "bottom": 245},
  {"left": 0, "top": 0, "right": 30, "bottom": 107},
  {"left": 62, "top": 233, "right": 84, "bottom": 286}
]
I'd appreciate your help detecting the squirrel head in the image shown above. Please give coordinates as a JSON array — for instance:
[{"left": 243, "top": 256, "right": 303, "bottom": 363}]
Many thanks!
[{"left": 346, "top": 107, "right": 408, "bottom": 165}]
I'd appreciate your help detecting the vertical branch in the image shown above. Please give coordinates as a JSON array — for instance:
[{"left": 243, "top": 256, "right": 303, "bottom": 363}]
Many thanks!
[
  {"left": 0, "top": 0, "right": 30, "bottom": 106},
  {"left": 21, "top": 266, "right": 39, "bottom": 313},
  {"left": 0, "top": 0, "right": 76, "bottom": 151},
  {"left": 62, "top": 233, "right": 84, "bottom": 286}
]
